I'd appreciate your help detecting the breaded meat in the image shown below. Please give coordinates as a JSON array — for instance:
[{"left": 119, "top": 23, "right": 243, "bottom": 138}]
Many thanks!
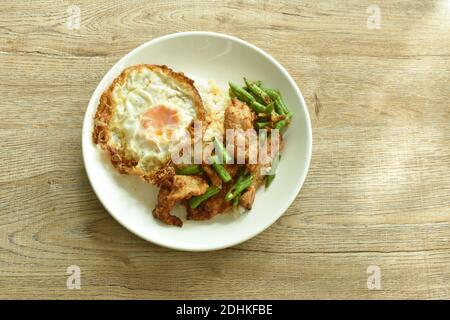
[
  {"left": 186, "top": 183, "right": 233, "bottom": 221},
  {"left": 224, "top": 98, "right": 255, "bottom": 131},
  {"left": 153, "top": 175, "right": 209, "bottom": 226}
]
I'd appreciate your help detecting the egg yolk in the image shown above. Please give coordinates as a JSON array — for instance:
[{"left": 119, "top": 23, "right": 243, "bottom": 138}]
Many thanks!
[{"left": 141, "top": 105, "right": 180, "bottom": 137}]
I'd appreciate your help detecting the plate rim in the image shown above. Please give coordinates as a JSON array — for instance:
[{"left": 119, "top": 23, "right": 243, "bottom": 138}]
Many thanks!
[{"left": 81, "top": 31, "right": 313, "bottom": 251}]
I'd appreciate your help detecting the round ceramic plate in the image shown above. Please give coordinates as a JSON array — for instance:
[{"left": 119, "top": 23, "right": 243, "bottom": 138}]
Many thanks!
[{"left": 82, "top": 32, "right": 312, "bottom": 251}]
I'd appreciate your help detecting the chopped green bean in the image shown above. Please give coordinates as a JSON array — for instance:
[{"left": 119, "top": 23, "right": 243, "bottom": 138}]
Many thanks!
[
  {"left": 264, "top": 101, "right": 275, "bottom": 113},
  {"left": 262, "top": 87, "right": 290, "bottom": 115},
  {"left": 229, "top": 82, "right": 256, "bottom": 104},
  {"left": 285, "top": 111, "right": 293, "bottom": 122},
  {"left": 175, "top": 164, "right": 202, "bottom": 175},
  {"left": 250, "top": 101, "right": 267, "bottom": 113},
  {"left": 245, "top": 78, "right": 272, "bottom": 104},
  {"left": 228, "top": 87, "right": 236, "bottom": 99},
  {"left": 213, "top": 137, "right": 231, "bottom": 164},
  {"left": 232, "top": 196, "right": 240, "bottom": 207},
  {"left": 210, "top": 156, "right": 232, "bottom": 182},
  {"left": 274, "top": 119, "right": 287, "bottom": 130},
  {"left": 243, "top": 77, "right": 252, "bottom": 90},
  {"left": 225, "top": 175, "right": 253, "bottom": 202},
  {"left": 256, "top": 121, "right": 269, "bottom": 129},
  {"left": 189, "top": 186, "right": 221, "bottom": 209},
  {"left": 265, "top": 175, "right": 276, "bottom": 188},
  {"left": 265, "top": 152, "right": 281, "bottom": 189},
  {"left": 231, "top": 170, "right": 246, "bottom": 207}
]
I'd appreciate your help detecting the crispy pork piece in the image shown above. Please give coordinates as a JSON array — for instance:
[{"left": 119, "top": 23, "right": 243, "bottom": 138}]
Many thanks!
[
  {"left": 224, "top": 98, "right": 258, "bottom": 163},
  {"left": 201, "top": 164, "right": 222, "bottom": 187},
  {"left": 152, "top": 175, "right": 209, "bottom": 226},
  {"left": 247, "top": 136, "right": 283, "bottom": 185},
  {"left": 239, "top": 185, "right": 256, "bottom": 210},
  {"left": 151, "top": 161, "right": 176, "bottom": 186},
  {"left": 187, "top": 184, "right": 233, "bottom": 221},
  {"left": 152, "top": 185, "right": 181, "bottom": 227},
  {"left": 224, "top": 98, "right": 255, "bottom": 130},
  {"left": 246, "top": 163, "right": 266, "bottom": 187},
  {"left": 240, "top": 162, "right": 268, "bottom": 211},
  {"left": 242, "top": 136, "right": 284, "bottom": 209},
  {"left": 201, "top": 162, "right": 239, "bottom": 187},
  {"left": 224, "top": 164, "right": 240, "bottom": 178},
  {"left": 168, "top": 175, "right": 209, "bottom": 202}
]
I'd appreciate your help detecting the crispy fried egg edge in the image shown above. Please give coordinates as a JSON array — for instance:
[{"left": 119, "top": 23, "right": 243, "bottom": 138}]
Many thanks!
[{"left": 92, "top": 64, "right": 206, "bottom": 184}]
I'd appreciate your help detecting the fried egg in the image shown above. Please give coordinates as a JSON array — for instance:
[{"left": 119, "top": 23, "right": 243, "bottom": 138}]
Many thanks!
[{"left": 93, "top": 64, "right": 205, "bottom": 183}]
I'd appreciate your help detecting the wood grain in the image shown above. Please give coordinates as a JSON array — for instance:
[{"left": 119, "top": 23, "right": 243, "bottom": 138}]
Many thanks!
[{"left": 1, "top": 0, "right": 449, "bottom": 299}]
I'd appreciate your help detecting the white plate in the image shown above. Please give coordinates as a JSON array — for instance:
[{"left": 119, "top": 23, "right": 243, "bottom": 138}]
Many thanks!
[{"left": 82, "top": 32, "right": 312, "bottom": 251}]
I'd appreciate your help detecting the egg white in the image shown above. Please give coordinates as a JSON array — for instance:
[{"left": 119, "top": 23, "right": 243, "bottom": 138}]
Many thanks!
[{"left": 108, "top": 67, "right": 196, "bottom": 172}]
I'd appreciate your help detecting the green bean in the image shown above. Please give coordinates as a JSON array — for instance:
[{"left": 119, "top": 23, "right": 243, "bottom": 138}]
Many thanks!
[
  {"left": 278, "top": 97, "right": 291, "bottom": 114},
  {"left": 232, "top": 196, "right": 240, "bottom": 207},
  {"left": 262, "top": 87, "right": 281, "bottom": 102},
  {"left": 243, "top": 77, "right": 252, "bottom": 91},
  {"left": 213, "top": 137, "right": 231, "bottom": 164},
  {"left": 225, "top": 175, "right": 253, "bottom": 202},
  {"left": 256, "top": 121, "right": 269, "bottom": 129},
  {"left": 275, "top": 93, "right": 290, "bottom": 114},
  {"left": 243, "top": 79, "right": 262, "bottom": 90},
  {"left": 230, "top": 82, "right": 274, "bottom": 114},
  {"left": 272, "top": 96, "right": 287, "bottom": 115},
  {"left": 285, "top": 111, "right": 293, "bottom": 121},
  {"left": 234, "top": 168, "right": 246, "bottom": 185},
  {"left": 231, "top": 170, "right": 246, "bottom": 207},
  {"left": 250, "top": 101, "right": 267, "bottom": 113},
  {"left": 189, "top": 186, "right": 221, "bottom": 209},
  {"left": 243, "top": 78, "right": 265, "bottom": 104},
  {"left": 257, "top": 113, "right": 270, "bottom": 120},
  {"left": 273, "top": 111, "right": 293, "bottom": 130},
  {"left": 265, "top": 174, "right": 276, "bottom": 188},
  {"left": 262, "top": 87, "right": 290, "bottom": 115},
  {"left": 175, "top": 164, "right": 202, "bottom": 175},
  {"left": 265, "top": 152, "right": 280, "bottom": 189},
  {"left": 245, "top": 78, "right": 272, "bottom": 104},
  {"left": 228, "top": 87, "right": 236, "bottom": 99},
  {"left": 284, "top": 112, "right": 293, "bottom": 126},
  {"left": 264, "top": 101, "right": 275, "bottom": 113},
  {"left": 210, "top": 156, "right": 232, "bottom": 182},
  {"left": 229, "top": 82, "right": 256, "bottom": 104},
  {"left": 274, "top": 101, "right": 285, "bottom": 115},
  {"left": 273, "top": 119, "right": 287, "bottom": 130}
]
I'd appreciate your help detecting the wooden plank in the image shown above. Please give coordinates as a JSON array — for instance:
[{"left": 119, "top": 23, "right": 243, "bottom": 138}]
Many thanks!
[{"left": 0, "top": 0, "right": 449, "bottom": 299}]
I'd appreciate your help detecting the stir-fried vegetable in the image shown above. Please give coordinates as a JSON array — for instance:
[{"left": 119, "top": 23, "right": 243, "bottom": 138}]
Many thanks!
[
  {"left": 210, "top": 156, "right": 232, "bottom": 182},
  {"left": 175, "top": 164, "right": 203, "bottom": 175},
  {"left": 189, "top": 186, "right": 221, "bottom": 209},
  {"left": 225, "top": 174, "right": 253, "bottom": 202}
]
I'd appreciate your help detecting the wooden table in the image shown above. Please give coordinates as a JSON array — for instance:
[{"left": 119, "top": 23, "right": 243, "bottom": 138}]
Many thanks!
[{"left": 1, "top": 0, "right": 449, "bottom": 299}]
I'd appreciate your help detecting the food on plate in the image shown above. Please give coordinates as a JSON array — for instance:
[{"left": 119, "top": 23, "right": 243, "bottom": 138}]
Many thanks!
[
  {"left": 92, "top": 64, "right": 205, "bottom": 184},
  {"left": 93, "top": 64, "right": 292, "bottom": 227},
  {"left": 153, "top": 174, "right": 209, "bottom": 227}
]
